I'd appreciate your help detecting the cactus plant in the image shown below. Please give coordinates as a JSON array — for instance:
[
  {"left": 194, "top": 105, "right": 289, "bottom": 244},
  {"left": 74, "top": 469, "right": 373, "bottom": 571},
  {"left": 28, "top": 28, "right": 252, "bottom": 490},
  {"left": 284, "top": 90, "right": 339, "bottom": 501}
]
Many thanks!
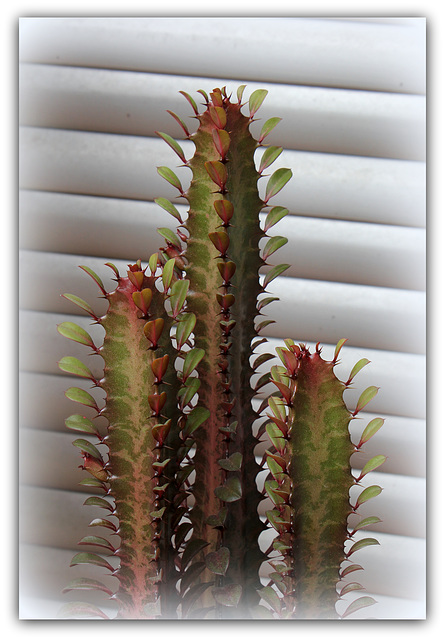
[{"left": 57, "top": 86, "right": 385, "bottom": 620}]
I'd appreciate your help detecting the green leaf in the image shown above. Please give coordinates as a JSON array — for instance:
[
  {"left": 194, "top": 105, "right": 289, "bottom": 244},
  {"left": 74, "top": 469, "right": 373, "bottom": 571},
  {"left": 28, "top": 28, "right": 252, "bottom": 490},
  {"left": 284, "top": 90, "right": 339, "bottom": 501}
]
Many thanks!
[
  {"left": 83, "top": 496, "right": 113, "bottom": 512},
  {"left": 249, "top": 89, "right": 268, "bottom": 117},
  {"left": 157, "top": 166, "right": 183, "bottom": 193},
  {"left": 65, "top": 414, "right": 98, "bottom": 435},
  {"left": 72, "top": 438, "right": 102, "bottom": 460},
  {"left": 212, "top": 583, "right": 242, "bottom": 607},
  {"left": 70, "top": 552, "right": 114, "bottom": 573},
  {"left": 169, "top": 279, "right": 189, "bottom": 318},
  {"left": 79, "top": 265, "right": 106, "bottom": 295},
  {"left": 333, "top": 337, "right": 348, "bottom": 362},
  {"left": 263, "top": 263, "right": 290, "bottom": 288},
  {"left": 148, "top": 252, "right": 159, "bottom": 274},
  {"left": 340, "top": 563, "right": 363, "bottom": 578},
  {"left": 78, "top": 535, "right": 115, "bottom": 552},
  {"left": 205, "top": 546, "right": 230, "bottom": 576},
  {"left": 353, "top": 385, "right": 379, "bottom": 416},
  {"left": 356, "top": 455, "right": 387, "bottom": 481},
  {"left": 262, "top": 236, "right": 288, "bottom": 261},
  {"left": 264, "top": 168, "right": 292, "bottom": 203},
  {"left": 347, "top": 358, "right": 371, "bottom": 384},
  {"left": 206, "top": 507, "right": 228, "bottom": 528},
  {"left": 88, "top": 517, "right": 117, "bottom": 532},
  {"left": 214, "top": 476, "right": 242, "bottom": 502},
  {"left": 167, "top": 109, "right": 190, "bottom": 138},
  {"left": 354, "top": 485, "right": 382, "bottom": 508},
  {"left": 339, "top": 582, "right": 364, "bottom": 597},
  {"left": 162, "top": 257, "right": 176, "bottom": 291},
  {"left": 257, "top": 586, "right": 282, "bottom": 615},
  {"left": 258, "top": 146, "right": 283, "bottom": 174},
  {"left": 347, "top": 538, "right": 380, "bottom": 557},
  {"left": 58, "top": 356, "right": 95, "bottom": 381},
  {"left": 158, "top": 226, "right": 182, "bottom": 249},
  {"left": 65, "top": 387, "right": 99, "bottom": 411},
  {"left": 155, "top": 197, "right": 183, "bottom": 223},
  {"left": 265, "top": 422, "right": 287, "bottom": 455},
  {"left": 259, "top": 117, "right": 282, "bottom": 143},
  {"left": 212, "top": 128, "right": 231, "bottom": 160},
  {"left": 218, "top": 452, "right": 242, "bottom": 471},
  {"left": 182, "top": 538, "right": 209, "bottom": 570},
  {"left": 176, "top": 312, "right": 196, "bottom": 350},
  {"left": 156, "top": 131, "right": 187, "bottom": 163},
  {"left": 179, "top": 562, "right": 206, "bottom": 596},
  {"left": 178, "top": 376, "right": 200, "bottom": 409},
  {"left": 179, "top": 90, "right": 198, "bottom": 115},
  {"left": 182, "top": 347, "right": 205, "bottom": 380},
  {"left": 352, "top": 516, "right": 382, "bottom": 532},
  {"left": 358, "top": 417, "right": 385, "bottom": 447},
  {"left": 264, "top": 206, "right": 288, "bottom": 232},
  {"left": 57, "top": 601, "right": 109, "bottom": 619},
  {"left": 237, "top": 84, "right": 247, "bottom": 103},
  {"left": 57, "top": 322, "right": 95, "bottom": 349},
  {"left": 62, "top": 577, "right": 113, "bottom": 596},
  {"left": 62, "top": 293, "right": 96, "bottom": 318},
  {"left": 183, "top": 405, "right": 210, "bottom": 437},
  {"left": 340, "top": 596, "right": 377, "bottom": 619},
  {"left": 205, "top": 160, "right": 228, "bottom": 190}
]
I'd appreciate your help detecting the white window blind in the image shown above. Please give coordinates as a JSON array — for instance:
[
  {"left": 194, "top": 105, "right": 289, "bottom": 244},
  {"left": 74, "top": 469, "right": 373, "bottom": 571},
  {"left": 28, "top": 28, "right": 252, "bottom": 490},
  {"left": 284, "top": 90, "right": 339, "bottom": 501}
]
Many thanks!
[{"left": 18, "top": 17, "right": 426, "bottom": 620}]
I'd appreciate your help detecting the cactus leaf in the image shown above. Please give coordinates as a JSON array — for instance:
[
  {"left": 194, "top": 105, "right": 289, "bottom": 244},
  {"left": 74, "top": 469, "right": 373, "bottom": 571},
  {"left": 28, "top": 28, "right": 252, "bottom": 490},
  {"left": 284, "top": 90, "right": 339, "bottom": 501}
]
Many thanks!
[
  {"left": 105, "top": 262, "right": 120, "bottom": 279},
  {"left": 339, "top": 582, "right": 364, "bottom": 597},
  {"left": 259, "top": 117, "right": 282, "bottom": 143},
  {"left": 62, "top": 577, "right": 114, "bottom": 596},
  {"left": 176, "top": 312, "right": 196, "bottom": 350},
  {"left": 79, "top": 476, "right": 106, "bottom": 488},
  {"left": 179, "top": 90, "right": 199, "bottom": 115},
  {"left": 182, "top": 347, "right": 206, "bottom": 381},
  {"left": 83, "top": 496, "right": 114, "bottom": 512},
  {"left": 209, "top": 105, "right": 227, "bottom": 128},
  {"left": 204, "top": 161, "right": 228, "bottom": 190},
  {"left": 148, "top": 391, "right": 167, "bottom": 415},
  {"left": 151, "top": 419, "right": 171, "bottom": 446},
  {"left": 65, "top": 414, "right": 98, "bottom": 435},
  {"left": 182, "top": 539, "right": 210, "bottom": 570},
  {"left": 79, "top": 265, "right": 107, "bottom": 296},
  {"left": 59, "top": 356, "right": 96, "bottom": 381},
  {"left": 167, "top": 109, "right": 190, "bottom": 138},
  {"left": 65, "top": 387, "right": 99, "bottom": 411},
  {"left": 169, "top": 279, "right": 189, "bottom": 318},
  {"left": 151, "top": 354, "right": 170, "bottom": 383},
  {"left": 57, "top": 322, "right": 95, "bottom": 349},
  {"left": 73, "top": 438, "right": 103, "bottom": 460},
  {"left": 161, "top": 258, "right": 176, "bottom": 292},
  {"left": 62, "top": 294, "right": 97, "bottom": 318},
  {"left": 257, "top": 586, "right": 282, "bottom": 615},
  {"left": 155, "top": 197, "right": 183, "bottom": 223},
  {"left": 356, "top": 455, "right": 387, "bottom": 481},
  {"left": 346, "top": 538, "right": 380, "bottom": 557},
  {"left": 265, "top": 422, "right": 287, "bottom": 455},
  {"left": 258, "top": 146, "right": 283, "bottom": 174},
  {"left": 217, "top": 260, "right": 237, "bottom": 284},
  {"left": 179, "top": 562, "right": 207, "bottom": 597},
  {"left": 249, "top": 89, "right": 268, "bottom": 118},
  {"left": 157, "top": 166, "right": 184, "bottom": 193},
  {"left": 89, "top": 518, "right": 117, "bottom": 532},
  {"left": 209, "top": 230, "right": 230, "bottom": 255},
  {"left": 57, "top": 601, "right": 110, "bottom": 619},
  {"left": 262, "top": 236, "right": 288, "bottom": 261},
  {"left": 178, "top": 377, "right": 201, "bottom": 409},
  {"left": 339, "top": 563, "right": 363, "bottom": 578},
  {"left": 353, "top": 386, "right": 379, "bottom": 416},
  {"left": 263, "top": 206, "right": 288, "bottom": 232},
  {"left": 333, "top": 337, "right": 348, "bottom": 363},
  {"left": 174, "top": 522, "right": 193, "bottom": 549},
  {"left": 218, "top": 452, "right": 243, "bottom": 471},
  {"left": 214, "top": 476, "right": 242, "bottom": 502},
  {"left": 132, "top": 288, "right": 153, "bottom": 315},
  {"left": 78, "top": 535, "right": 116, "bottom": 552},
  {"left": 143, "top": 318, "right": 165, "bottom": 348},
  {"left": 263, "top": 263, "right": 290, "bottom": 288},
  {"left": 158, "top": 227, "right": 182, "bottom": 249},
  {"left": 236, "top": 84, "right": 247, "bottom": 103},
  {"left": 212, "top": 128, "right": 231, "bottom": 160},
  {"left": 70, "top": 552, "right": 114, "bottom": 572},
  {"left": 353, "top": 485, "right": 382, "bottom": 509},
  {"left": 206, "top": 507, "right": 228, "bottom": 528},
  {"left": 212, "top": 583, "right": 242, "bottom": 607},
  {"left": 358, "top": 417, "right": 385, "bottom": 448},
  {"left": 205, "top": 546, "right": 230, "bottom": 576},
  {"left": 347, "top": 358, "right": 371, "bottom": 385},
  {"left": 351, "top": 516, "right": 382, "bottom": 533},
  {"left": 183, "top": 405, "right": 210, "bottom": 437},
  {"left": 340, "top": 596, "right": 377, "bottom": 618},
  {"left": 214, "top": 199, "right": 234, "bottom": 225},
  {"left": 264, "top": 168, "right": 292, "bottom": 203},
  {"left": 156, "top": 131, "right": 187, "bottom": 164}
]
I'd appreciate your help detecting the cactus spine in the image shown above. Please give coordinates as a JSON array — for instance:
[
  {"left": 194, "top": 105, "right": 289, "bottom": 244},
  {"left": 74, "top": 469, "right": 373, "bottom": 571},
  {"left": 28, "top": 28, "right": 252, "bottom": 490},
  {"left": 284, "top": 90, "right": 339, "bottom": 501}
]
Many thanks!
[{"left": 58, "top": 86, "right": 385, "bottom": 620}]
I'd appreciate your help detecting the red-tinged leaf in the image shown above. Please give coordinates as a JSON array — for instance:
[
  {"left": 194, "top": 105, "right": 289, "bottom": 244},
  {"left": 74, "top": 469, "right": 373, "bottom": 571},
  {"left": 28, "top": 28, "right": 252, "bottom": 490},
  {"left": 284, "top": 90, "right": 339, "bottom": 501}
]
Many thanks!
[
  {"left": 209, "top": 230, "right": 230, "bottom": 255},
  {"left": 214, "top": 199, "right": 234, "bottom": 225},
  {"left": 169, "top": 278, "right": 189, "bottom": 318},
  {"left": 127, "top": 268, "right": 144, "bottom": 290},
  {"left": 62, "top": 577, "right": 114, "bottom": 596},
  {"left": 57, "top": 322, "right": 95, "bottom": 349},
  {"left": 150, "top": 506, "right": 166, "bottom": 520},
  {"left": 79, "top": 475, "right": 106, "bottom": 488},
  {"left": 356, "top": 455, "right": 387, "bottom": 482},
  {"left": 259, "top": 117, "right": 282, "bottom": 143},
  {"left": 70, "top": 552, "right": 114, "bottom": 573},
  {"left": 237, "top": 84, "right": 246, "bottom": 103},
  {"left": 182, "top": 347, "right": 205, "bottom": 380},
  {"left": 346, "top": 538, "right": 379, "bottom": 557},
  {"left": 206, "top": 506, "right": 228, "bottom": 528},
  {"left": 212, "top": 128, "right": 231, "bottom": 160},
  {"left": 210, "top": 88, "right": 224, "bottom": 107},
  {"left": 158, "top": 226, "right": 182, "bottom": 249},
  {"left": 89, "top": 517, "right": 117, "bottom": 532},
  {"left": 264, "top": 206, "right": 288, "bottom": 232},
  {"left": 339, "top": 582, "right": 364, "bottom": 597},
  {"left": 265, "top": 479, "right": 287, "bottom": 505},
  {"left": 256, "top": 319, "right": 276, "bottom": 333},
  {"left": 216, "top": 293, "right": 235, "bottom": 311},
  {"left": 262, "top": 236, "right": 288, "bottom": 261},
  {"left": 265, "top": 450, "right": 286, "bottom": 470},
  {"left": 358, "top": 417, "right": 385, "bottom": 448},
  {"left": 65, "top": 387, "right": 99, "bottom": 411},
  {"left": 105, "top": 262, "right": 120, "bottom": 279},
  {"left": 62, "top": 293, "right": 96, "bottom": 318},
  {"left": 167, "top": 110, "right": 190, "bottom": 138},
  {"left": 353, "top": 386, "right": 379, "bottom": 416},
  {"left": 268, "top": 395, "right": 286, "bottom": 421},
  {"left": 175, "top": 312, "right": 196, "bottom": 350},
  {"left": 205, "top": 161, "right": 228, "bottom": 190},
  {"left": 181, "top": 581, "right": 214, "bottom": 616},
  {"left": 179, "top": 90, "right": 198, "bottom": 115},
  {"left": 178, "top": 376, "right": 200, "bottom": 409},
  {"left": 257, "top": 296, "right": 279, "bottom": 311},
  {"left": 271, "top": 379, "right": 293, "bottom": 404},
  {"left": 132, "top": 288, "right": 153, "bottom": 315},
  {"left": 332, "top": 337, "right": 348, "bottom": 363},
  {"left": 212, "top": 584, "right": 242, "bottom": 607},
  {"left": 249, "top": 89, "right": 268, "bottom": 118},
  {"left": 214, "top": 476, "right": 242, "bottom": 503},
  {"left": 156, "top": 131, "right": 187, "bottom": 164},
  {"left": 155, "top": 196, "right": 183, "bottom": 223},
  {"left": 217, "top": 260, "right": 236, "bottom": 284},
  {"left": 209, "top": 105, "right": 227, "bottom": 129},
  {"left": 57, "top": 601, "right": 109, "bottom": 619},
  {"left": 161, "top": 258, "right": 176, "bottom": 292},
  {"left": 263, "top": 263, "right": 290, "bottom": 288},
  {"left": 179, "top": 562, "right": 207, "bottom": 596},
  {"left": 339, "top": 563, "right": 363, "bottom": 578},
  {"left": 151, "top": 354, "right": 170, "bottom": 383},
  {"left": 143, "top": 318, "right": 165, "bottom": 348},
  {"left": 78, "top": 535, "right": 116, "bottom": 553},
  {"left": 151, "top": 419, "right": 171, "bottom": 446},
  {"left": 205, "top": 546, "right": 230, "bottom": 576},
  {"left": 340, "top": 596, "right": 377, "bottom": 619},
  {"left": 257, "top": 586, "right": 282, "bottom": 615},
  {"left": 83, "top": 496, "right": 113, "bottom": 512},
  {"left": 148, "top": 391, "right": 167, "bottom": 415},
  {"left": 197, "top": 88, "right": 209, "bottom": 103},
  {"left": 351, "top": 516, "right": 382, "bottom": 534},
  {"left": 264, "top": 168, "right": 292, "bottom": 203},
  {"left": 182, "top": 538, "right": 210, "bottom": 570},
  {"left": 174, "top": 522, "right": 193, "bottom": 549},
  {"left": 157, "top": 166, "right": 184, "bottom": 193},
  {"left": 218, "top": 452, "right": 242, "bottom": 471},
  {"left": 266, "top": 422, "right": 287, "bottom": 455},
  {"left": 219, "top": 420, "right": 238, "bottom": 435},
  {"left": 266, "top": 509, "right": 288, "bottom": 534},
  {"left": 183, "top": 406, "right": 210, "bottom": 437},
  {"left": 353, "top": 485, "right": 382, "bottom": 509},
  {"left": 347, "top": 358, "right": 371, "bottom": 385},
  {"left": 258, "top": 146, "right": 283, "bottom": 174},
  {"left": 79, "top": 265, "right": 107, "bottom": 296},
  {"left": 65, "top": 414, "right": 98, "bottom": 435},
  {"left": 73, "top": 438, "right": 102, "bottom": 460}
]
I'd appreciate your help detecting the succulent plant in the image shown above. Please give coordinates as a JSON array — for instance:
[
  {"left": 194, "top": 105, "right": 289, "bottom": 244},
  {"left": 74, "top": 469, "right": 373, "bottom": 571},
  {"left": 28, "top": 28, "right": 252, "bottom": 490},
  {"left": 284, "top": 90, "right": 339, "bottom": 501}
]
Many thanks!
[{"left": 57, "top": 86, "right": 385, "bottom": 620}]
